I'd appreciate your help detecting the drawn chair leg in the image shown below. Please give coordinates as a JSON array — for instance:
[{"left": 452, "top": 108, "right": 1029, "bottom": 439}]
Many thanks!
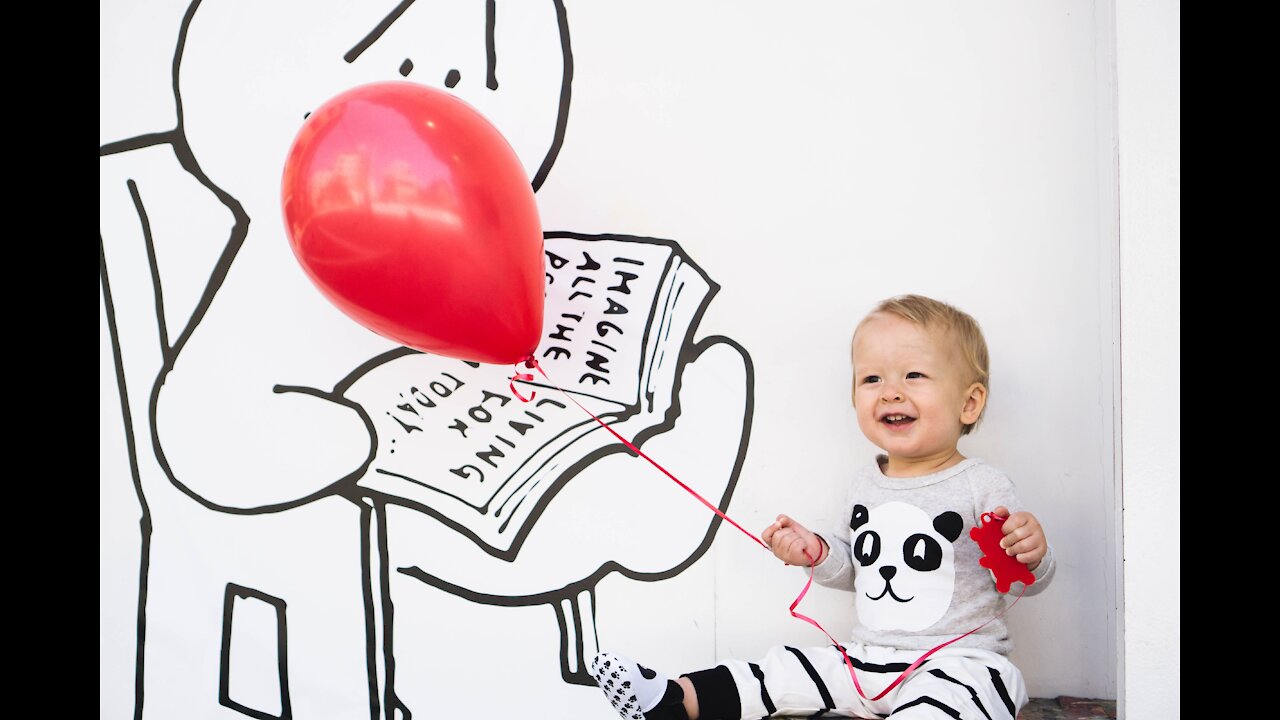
[
  {"left": 552, "top": 587, "right": 600, "bottom": 685},
  {"left": 362, "top": 497, "right": 413, "bottom": 720}
]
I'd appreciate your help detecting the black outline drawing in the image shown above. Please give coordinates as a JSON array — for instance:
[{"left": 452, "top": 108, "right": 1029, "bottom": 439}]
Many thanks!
[
  {"left": 100, "top": 235, "right": 153, "bottom": 719},
  {"left": 220, "top": 584, "right": 292, "bottom": 720},
  {"left": 396, "top": 331, "right": 755, "bottom": 684},
  {"left": 348, "top": 233, "right": 731, "bottom": 561},
  {"left": 349, "top": 232, "right": 755, "bottom": 684},
  {"left": 101, "top": 1, "right": 753, "bottom": 716}
]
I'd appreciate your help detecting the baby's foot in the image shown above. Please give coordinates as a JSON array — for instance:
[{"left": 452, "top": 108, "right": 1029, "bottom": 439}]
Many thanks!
[{"left": 588, "top": 652, "right": 687, "bottom": 720}]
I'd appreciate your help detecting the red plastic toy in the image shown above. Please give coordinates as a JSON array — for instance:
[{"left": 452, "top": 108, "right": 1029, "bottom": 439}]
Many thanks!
[{"left": 970, "top": 512, "right": 1036, "bottom": 593}]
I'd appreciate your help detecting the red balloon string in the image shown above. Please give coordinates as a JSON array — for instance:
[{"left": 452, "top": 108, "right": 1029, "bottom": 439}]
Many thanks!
[
  {"left": 820, "top": 562, "right": 1028, "bottom": 700},
  {"left": 513, "top": 358, "right": 766, "bottom": 550},
  {"left": 510, "top": 357, "right": 1028, "bottom": 701}
]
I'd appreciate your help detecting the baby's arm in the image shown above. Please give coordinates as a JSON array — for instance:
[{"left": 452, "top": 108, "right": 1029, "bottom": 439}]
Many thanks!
[
  {"left": 760, "top": 496, "right": 856, "bottom": 591},
  {"left": 972, "top": 468, "right": 1056, "bottom": 596}
]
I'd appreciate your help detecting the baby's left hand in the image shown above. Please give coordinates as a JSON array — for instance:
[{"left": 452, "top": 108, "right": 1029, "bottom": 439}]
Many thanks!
[{"left": 993, "top": 506, "right": 1047, "bottom": 571}]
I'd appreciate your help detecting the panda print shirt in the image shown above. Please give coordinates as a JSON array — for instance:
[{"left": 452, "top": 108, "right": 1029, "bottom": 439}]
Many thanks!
[{"left": 810, "top": 457, "right": 1055, "bottom": 655}]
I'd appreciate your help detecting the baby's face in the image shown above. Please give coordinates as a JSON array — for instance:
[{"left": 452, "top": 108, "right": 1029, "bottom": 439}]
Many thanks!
[{"left": 851, "top": 314, "right": 980, "bottom": 472}]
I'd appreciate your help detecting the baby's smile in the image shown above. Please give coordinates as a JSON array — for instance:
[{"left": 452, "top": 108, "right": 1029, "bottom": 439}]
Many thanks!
[{"left": 881, "top": 413, "right": 916, "bottom": 428}]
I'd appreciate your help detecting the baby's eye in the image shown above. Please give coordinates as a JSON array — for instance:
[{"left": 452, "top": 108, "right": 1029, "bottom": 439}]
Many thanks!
[
  {"left": 861, "top": 375, "right": 881, "bottom": 384},
  {"left": 906, "top": 372, "right": 926, "bottom": 379}
]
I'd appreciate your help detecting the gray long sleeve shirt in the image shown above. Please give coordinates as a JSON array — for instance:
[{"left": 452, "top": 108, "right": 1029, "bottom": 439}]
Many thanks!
[{"left": 811, "top": 457, "right": 1055, "bottom": 656}]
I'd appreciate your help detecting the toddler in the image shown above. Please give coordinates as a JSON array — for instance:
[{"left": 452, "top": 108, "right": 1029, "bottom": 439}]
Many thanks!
[{"left": 591, "top": 294, "right": 1055, "bottom": 720}]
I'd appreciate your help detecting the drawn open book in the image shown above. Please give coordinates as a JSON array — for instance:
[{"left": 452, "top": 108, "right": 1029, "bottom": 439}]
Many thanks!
[{"left": 348, "top": 233, "right": 716, "bottom": 558}]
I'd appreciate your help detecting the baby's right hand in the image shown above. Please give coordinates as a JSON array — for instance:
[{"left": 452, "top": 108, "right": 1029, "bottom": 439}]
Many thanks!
[{"left": 761, "top": 514, "right": 825, "bottom": 567}]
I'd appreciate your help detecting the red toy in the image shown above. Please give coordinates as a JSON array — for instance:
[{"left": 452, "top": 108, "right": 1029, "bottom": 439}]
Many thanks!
[{"left": 970, "top": 512, "right": 1036, "bottom": 593}]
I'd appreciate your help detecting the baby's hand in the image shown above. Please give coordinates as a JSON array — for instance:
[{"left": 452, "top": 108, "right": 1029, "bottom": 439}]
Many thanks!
[
  {"left": 761, "top": 514, "right": 825, "bottom": 567},
  {"left": 994, "top": 506, "right": 1047, "bottom": 571}
]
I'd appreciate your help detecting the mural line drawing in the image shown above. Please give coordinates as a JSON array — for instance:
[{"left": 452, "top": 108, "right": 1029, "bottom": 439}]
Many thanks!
[
  {"left": 101, "top": 1, "right": 754, "bottom": 717},
  {"left": 220, "top": 584, "right": 292, "bottom": 720}
]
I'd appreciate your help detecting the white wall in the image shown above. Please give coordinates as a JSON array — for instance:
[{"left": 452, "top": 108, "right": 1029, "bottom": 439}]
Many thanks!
[
  {"left": 554, "top": 3, "right": 1118, "bottom": 700},
  {"left": 1115, "top": 1, "right": 1180, "bottom": 718},
  {"left": 102, "top": 3, "right": 1128, "bottom": 717}
]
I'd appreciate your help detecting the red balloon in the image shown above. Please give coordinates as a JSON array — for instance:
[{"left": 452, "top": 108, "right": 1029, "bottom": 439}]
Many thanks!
[{"left": 281, "top": 82, "right": 544, "bottom": 364}]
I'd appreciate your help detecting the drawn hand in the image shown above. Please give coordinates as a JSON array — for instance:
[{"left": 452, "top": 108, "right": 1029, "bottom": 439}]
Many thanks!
[
  {"left": 557, "top": 335, "right": 752, "bottom": 579},
  {"left": 149, "top": 226, "right": 401, "bottom": 510}
]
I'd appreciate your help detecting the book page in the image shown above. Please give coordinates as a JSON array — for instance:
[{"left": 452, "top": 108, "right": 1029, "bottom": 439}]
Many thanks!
[
  {"left": 348, "top": 235, "right": 713, "bottom": 556},
  {"left": 532, "top": 236, "right": 676, "bottom": 407}
]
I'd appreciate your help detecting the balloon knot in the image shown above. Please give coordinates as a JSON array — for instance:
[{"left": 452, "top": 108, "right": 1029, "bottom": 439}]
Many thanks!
[{"left": 510, "top": 360, "right": 536, "bottom": 402}]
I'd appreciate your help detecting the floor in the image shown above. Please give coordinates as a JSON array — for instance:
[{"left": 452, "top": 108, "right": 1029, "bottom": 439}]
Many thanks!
[
  {"left": 761, "top": 697, "right": 1118, "bottom": 719},
  {"left": 1018, "top": 697, "right": 1117, "bottom": 719}
]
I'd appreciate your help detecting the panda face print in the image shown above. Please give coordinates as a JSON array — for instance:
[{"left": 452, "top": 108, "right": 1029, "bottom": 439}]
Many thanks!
[{"left": 849, "top": 501, "right": 963, "bottom": 632}]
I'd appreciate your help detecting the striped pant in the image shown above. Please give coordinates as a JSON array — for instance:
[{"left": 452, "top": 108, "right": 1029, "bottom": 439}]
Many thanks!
[{"left": 684, "top": 643, "right": 1027, "bottom": 719}]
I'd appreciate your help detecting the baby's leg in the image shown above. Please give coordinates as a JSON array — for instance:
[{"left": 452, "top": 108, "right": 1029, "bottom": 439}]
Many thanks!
[
  {"left": 592, "top": 646, "right": 870, "bottom": 720},
  {"left": 590, "top": 653, "right": 692, "bottom": 719},
  {"left": 698, "top": 645, "right": 869, "bottom": 718},
  {"left": 888, "top": 649, "right": 1027, "bottom": 720}
]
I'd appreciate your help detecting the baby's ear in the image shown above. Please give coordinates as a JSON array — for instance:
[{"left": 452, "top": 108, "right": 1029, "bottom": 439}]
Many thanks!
[{"left": 960, "top": 382, "right": 988, "bottom": 425}]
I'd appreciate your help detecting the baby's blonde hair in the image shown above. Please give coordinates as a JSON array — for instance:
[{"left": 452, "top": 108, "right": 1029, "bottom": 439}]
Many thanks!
[{"left": 852, "top": 294, "right": 990, "bottom": 435}]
